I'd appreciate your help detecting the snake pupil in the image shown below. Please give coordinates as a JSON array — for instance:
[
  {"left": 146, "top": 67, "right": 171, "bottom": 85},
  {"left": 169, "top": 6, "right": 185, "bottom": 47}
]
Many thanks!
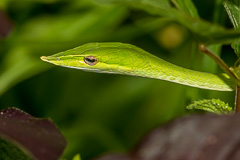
[{"left": 84, "top": 56, "right": 98, "bottom": 66}]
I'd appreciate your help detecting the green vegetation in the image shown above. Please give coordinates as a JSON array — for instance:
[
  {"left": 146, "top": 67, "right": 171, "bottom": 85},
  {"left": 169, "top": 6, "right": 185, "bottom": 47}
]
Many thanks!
[{"left": 0, "top": 0, "right": 240, "bottom": 159}]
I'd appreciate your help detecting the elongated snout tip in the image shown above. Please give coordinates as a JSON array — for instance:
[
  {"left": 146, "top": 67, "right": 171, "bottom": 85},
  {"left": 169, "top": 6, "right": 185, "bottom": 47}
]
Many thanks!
[
  {"left": 40, "top": 56, "right": 48, "bottom": 62},
  {"left": 41, "top": 56, "right": 59, "bottom": 63},
  {"left": 40, "top": 56, "right": 61, "bottom": 66}
]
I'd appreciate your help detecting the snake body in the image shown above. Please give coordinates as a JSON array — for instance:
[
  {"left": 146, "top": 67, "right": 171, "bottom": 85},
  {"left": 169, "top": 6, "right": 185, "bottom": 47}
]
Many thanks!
[{"left": 41, "top": 42, "right": 235, "bottom": 91}]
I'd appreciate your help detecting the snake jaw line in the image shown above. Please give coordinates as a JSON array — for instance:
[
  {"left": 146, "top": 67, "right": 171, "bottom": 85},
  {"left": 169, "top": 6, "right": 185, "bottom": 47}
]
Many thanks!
[{"left": 40, "top": 56, "right": 61, "bottom": 65}]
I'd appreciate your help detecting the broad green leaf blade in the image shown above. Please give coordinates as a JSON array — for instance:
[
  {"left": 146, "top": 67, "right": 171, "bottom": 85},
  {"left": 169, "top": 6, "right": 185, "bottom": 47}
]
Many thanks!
[
  {"left": 171, "top": 0, "right": 199, "bottom": 18},
  {"left": 223, "top": 0, "right": 240, "bottom": 56},
  {"left": 186, "top": 99, "right": 233, "bottom": 114},
  {"left": 0, "top": 108, "right": 67, "bottom": 160}
]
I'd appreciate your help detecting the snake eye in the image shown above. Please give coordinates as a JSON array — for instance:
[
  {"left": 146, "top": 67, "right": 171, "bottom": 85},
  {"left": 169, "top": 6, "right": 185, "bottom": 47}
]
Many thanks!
[{"left": 84, "top": 56, "right": 98, "bottom": 66}]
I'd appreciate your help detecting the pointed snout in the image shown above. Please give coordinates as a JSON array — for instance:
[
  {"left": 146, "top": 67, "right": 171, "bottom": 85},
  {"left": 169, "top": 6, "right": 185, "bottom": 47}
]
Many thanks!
[
  {"left": 40, "top": 56, "right": 48, "bottom": 62},
  {"left": 40, "top": 56, "right": 60, "bottom": 63}
]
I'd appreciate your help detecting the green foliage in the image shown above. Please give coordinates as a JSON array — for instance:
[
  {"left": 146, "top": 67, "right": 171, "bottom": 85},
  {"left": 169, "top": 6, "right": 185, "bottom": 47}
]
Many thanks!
[
  {"left": 223, "top": 0, "right": 240, "bottom": 57},
  {"left": 171, "top": 0, "right": 199, "bottom": 18},
  {"left": 94, "top": 0, "right": 240, "bottom": 44},
  {"left": 0, "top": 0, "right": 239, "bottom": 159},
  {"left": 0, "top": 47, "right": 47, "bottom": 96},
  {"left": 187, "top": 99, "right": 233, "bottom": 114},
  {"left": 223, "top": 0, "right": 240, "bottom": 29}
]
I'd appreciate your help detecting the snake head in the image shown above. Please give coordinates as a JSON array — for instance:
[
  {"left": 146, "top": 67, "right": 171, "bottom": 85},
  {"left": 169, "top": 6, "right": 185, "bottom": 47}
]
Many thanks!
[{"left": 40, "top": 43, "right": 134, "bottom": 73}]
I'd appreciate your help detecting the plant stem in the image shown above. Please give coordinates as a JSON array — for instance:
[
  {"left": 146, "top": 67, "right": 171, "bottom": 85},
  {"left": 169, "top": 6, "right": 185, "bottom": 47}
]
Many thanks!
[
  {"left": 200, "top": 44, "right": 240, "bottom": 113},
  {"left": 235, "top": 86, "right": 240, "bottom": 113},
  {"left": 199, "top": 44, "right": 240, "bottom": 86}
]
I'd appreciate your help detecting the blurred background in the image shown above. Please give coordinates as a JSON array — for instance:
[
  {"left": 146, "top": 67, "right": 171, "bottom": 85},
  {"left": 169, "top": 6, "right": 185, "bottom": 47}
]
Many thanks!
[{"left": 0, "top": 0, "right": 236, "bottom": 159}]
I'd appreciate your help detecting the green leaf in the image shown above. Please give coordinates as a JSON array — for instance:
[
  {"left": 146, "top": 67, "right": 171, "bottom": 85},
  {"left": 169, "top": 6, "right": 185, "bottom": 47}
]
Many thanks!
[
  {"left": 171, "top": 0, "right": 199, "bottom": 18},
  {"left": 93, "top": 0, "right": 240, "bottom": 45},
  {"left": 186, "top": 99, "right": 233, "bottom": 114},
  {"left": 223, "top": 0, "right": 240, "bottom": 56},
  {"left": 223, "top": 0, "right": 240, "bottom": 29},
  {"left": 14, "top": 6, "right": 127, "bottom": 43}
]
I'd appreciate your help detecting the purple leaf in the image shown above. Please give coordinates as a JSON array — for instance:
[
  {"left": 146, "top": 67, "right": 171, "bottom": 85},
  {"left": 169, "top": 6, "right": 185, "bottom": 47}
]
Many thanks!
[
  {"left": 95, "top": 114, "right": 240, "bottom": 160},
  {"left": 0, "top": 107, "right": 67, "bottom": 160}
]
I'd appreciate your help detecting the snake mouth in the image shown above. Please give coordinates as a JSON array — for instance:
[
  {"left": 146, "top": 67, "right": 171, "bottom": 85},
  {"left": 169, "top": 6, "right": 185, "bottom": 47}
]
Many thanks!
[
  {"left": 41, "top": 56, "right": 63, "bottom": 66},
  {"left": 40, "top": 56, "right": 48, "bottom": 62},
  {"left": 40, "top": 56, "right": 60, "bottom": 63}
]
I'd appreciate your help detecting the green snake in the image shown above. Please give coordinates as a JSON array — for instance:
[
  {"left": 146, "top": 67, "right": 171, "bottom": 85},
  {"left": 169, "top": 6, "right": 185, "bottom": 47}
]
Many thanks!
[{"left": 41, "top": 42, "right": 235, "bottom": 91}]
